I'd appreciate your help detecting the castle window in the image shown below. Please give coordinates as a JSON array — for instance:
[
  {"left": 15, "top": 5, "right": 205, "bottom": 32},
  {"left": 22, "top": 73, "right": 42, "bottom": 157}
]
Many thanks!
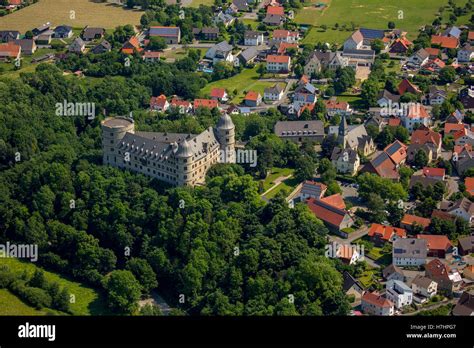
[
  {"left": 110, "top": 140, "right": 114, "bottom": 144},
  {"left": 110, "top": 133, "right": 113, "bottom": 136},
  {"left": 226, "top": 131, "right": 229, "bottom": 135},
  {"left": 184, "top": 167, "right": 187, "bottom": 170}
]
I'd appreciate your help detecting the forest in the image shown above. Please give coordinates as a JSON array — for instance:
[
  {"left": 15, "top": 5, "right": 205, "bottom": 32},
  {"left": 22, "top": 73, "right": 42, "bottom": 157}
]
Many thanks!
[{"left": 0, "top": 64, "right": 351, "bottom": 315}]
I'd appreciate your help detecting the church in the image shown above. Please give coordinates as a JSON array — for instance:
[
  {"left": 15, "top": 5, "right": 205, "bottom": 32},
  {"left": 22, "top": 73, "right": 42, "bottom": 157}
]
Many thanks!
[
  {"left": 101, "top": 114, "right": 236, "bottom": 186},
  {"left": 336, "top": 114, "right": 375, "bottom": 157}
]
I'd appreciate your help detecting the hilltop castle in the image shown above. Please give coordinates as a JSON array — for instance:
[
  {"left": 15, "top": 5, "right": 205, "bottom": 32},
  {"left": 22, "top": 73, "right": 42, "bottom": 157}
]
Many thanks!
[{"left": 101, "top": 114, "right": 235, "bottom": 186}]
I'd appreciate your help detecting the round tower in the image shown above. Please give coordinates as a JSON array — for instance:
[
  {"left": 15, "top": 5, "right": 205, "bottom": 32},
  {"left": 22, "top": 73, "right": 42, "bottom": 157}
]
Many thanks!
[
  {"left": 101, "top": 117, "right": 135, "bottom": 166},
  {"left": 215, "top": 113, "right": 235, "bottom": 163},
  {"left": 174, "top": 139, "right": 194, "bottom": 186}
]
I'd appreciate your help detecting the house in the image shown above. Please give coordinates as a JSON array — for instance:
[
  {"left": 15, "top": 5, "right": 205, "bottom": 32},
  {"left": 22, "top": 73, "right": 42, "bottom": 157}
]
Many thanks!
[
  {"left": 149, "top": 26, "right": 181, "bottom": 44},
  {"left": 343, "top": 30, "right": 363, "bottom": 51},
  {"left": 463, "top": 265, "right": 474, "bottom": 281},
  {"left": 465, "top": 177, "right": 474, "bottom": 197},
  {"left": 0, "top": 42, "right": 21, "bottom": 61},
  {"left": 331, "top": 147, "right": 360, "bottom": 176},
  {"left": 239, "top": 46, "right": 259, "bottom": 65},
  {"left": 440, "top": 198, "right": 474, "bottom": 225},
  {"left": 383, "top": 264, "right": 405, "bottom": 282},
  {"left": 243, "top": 91, "right": 262, "bottom": 107},
  {"left": 422, "top": 167, "right": 445, "bottom": 181},
  {"left": 323, "top": 99, "right": 352, "bottom": 118},
  {"left": 82, "top": 27, "right": 105, "bottom": 41},
  {"left": 272, "top": 30, "right": 299, "bottom": 44},
  {"left": 392, "top": 238, "right": 428, "bottom": 266},
  {"left": 368, "top": 223, "right": 406, "bottom": 247},
  {"left": 244, "top": 31, "right": 264, "bottom": 46},
  {"left": 342, "top": 271, "right": 364, "bottom": 302},
  {"left": 292, "top": 91, "right": 317, "bottom": 111},
  {"left": 427, "top": 86, "right": 447, "bottom": 105},
  {"left": 408, "top": 48, "right": 430, "bottom": 68},
  {"left": 213, "top": 11, "right": 236, "bottom": 28},
  {"left": 425, "top": 47, "right": 440, "bottom": 59},
  {"left": 377, "top": 89, "right": 400, "bottom": 107},
  {"left": 210, "top": 88, "right": 228, "bottom": 102},
  {"left": 409, "top": 174, "right": 445, "bottom": 191},
  {"left": 194, "top": 99, "right": 219, "bottom": 110},
  {"left": 411, "top": 275, "right": 437, "bottom": 299},
  {"left": 53, "top": 25, "right": 73, "bottom": 39},
  {"left": 460, "top": 86, "right": 474, "bottom": 110},
  {"left": 400, "top": 214, "right": 431, "bottom": 232},
  {"left": 358, "top": 28, "right": 385, "bottom": 45},
  {"left": 328, "top": 52, "right": 349, "bottom": 70},
  {"left": 68, "top": 38, "right": 85, "bottom": 54},
  {"left": 361, "top": 291, "right": 394, "bottom": 316},
  {"left": 91, "top": 40, "right": 112, "bottom": 54},
  {"left": 407, "top": 128, "right": 442, "bottom": 163},
  {"left": 422, "top": 58, "right": 446, "bottom": 73},
  {"left": 263, "top": 13, "right": 283, "bottom": 26},
  {"left": 169, "top": 98, "right": 192, "bottom": 114},
  {"left": 267, "top": 5, "right": 284, "bottom": 16},
  {"left": 264, "top": 84, "right": 284, "bottom": 101},
  {"left": 0, "top": 30, "right": 20, "bottom": 42},
  {"left": 36, "top": 32, "right": 52, "bottom": 45},
  {"left": 453, "top": 128, "right": 474, "bottom": 147},
  {"left": 452, "top": 292, "right": 474, "bottom": 316},
  {"left": 443, "top": 26, "right": 461, "bottom": 39},
  {"left": 297, "top": 181, "right": 327, "bottom": 201},
  {"left": 342, "top": 49, "right": 375, "bottom": 68},
  {"left": 363, "top": 152, "right": 400, "bottom": 180},
  {"left": 13, "top": 39, "right": 36, "bottom": 55},
  {"left": 32, "top": 22, "right": 51, "bottom": 36},
  {"left": 386, "top": 279, "right": 413, "bottom": 309},
  {"left": 232, "top": 0, "right": 249, "bottom": 12},
  {"left": 122, "top": 36, "right": 142, "bottom": 55},
  {"left": 205, "top": 41, "right": 234, "bottom": 64},
  {"left": 150, "top": 95, "right": 169, "bottom": 112},
  {"left": 453, "top": 144, "right": 474, "bottom": 175},
  {"left": 143, "top": 51, "right": 161, "bottom": 62},
  {"left": 389, "top": 37, "right": 412, "bottom": 54},
  {"left": 335, "top": 244, "right": 361, "bottom": 265},
  {"left": 306, "top": 196, "right": 354, "bottom": 236},
  {"left": 431, "top": 35, "right": 459, "bottom": 49},
  {"left": 266, "top": 54, "right": 291, "bottom": 73},
  {"left": 398, "top": 79, "right": 421, "bottom": 95},
  {"left": 446, "top": 109, "right": 464, "bottom": 124},
  {"left": 458, "top": 43, "right": 474, "bottom": 62},
  {"left": 334, "top": 115, "right": 375, "bottom": 157},
  {"left": 416, "top": 234, "right": 453, "bottom": 258},
  {"left": 384, "top": 140, "right": 408, "bottom": 166},
  {"left": 193, "top": 27, "right": 219, "bottom": 41},
  {"left": 303, "top": 50, "right": 336, "bottom": 75},
  {"left": 274, "top": 120, "right": 325, "bottom": 143},
  {"left": 425, "top": 259, "right": 462, "bottom": 294}
]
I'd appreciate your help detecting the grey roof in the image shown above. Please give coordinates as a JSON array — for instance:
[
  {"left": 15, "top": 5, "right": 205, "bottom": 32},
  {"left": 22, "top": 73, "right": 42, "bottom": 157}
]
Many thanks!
[
  {"left": 378, "top": 89, "right": 400, "bottom": 103},
  {"left": 175, "top": 139, "right": 193, "bottom": 158},
  {"left": 149, "top": 27, "right": 180, "bottom": 37},
  {"left": 244, "top": 30, "right": 262, "bottom": 39},
  {"left": 331, "top": 147, "right": 358, "bottom": 164},
  {"left": 69, "top": 37, "right": 85, "bottom": 52},
  {"left": 342, "top": 271, "right": 364, "bottom": 293},
  {"left": 383, "top": 264, "right": 403, "bottom": 279},
  {"left": 274, "top": 120, "right": 325, "bottom": 136},
  {"left": 263, "top": 14, "right": 283, "bottom": 25},
  {"left": 393, "top": 238, "right": 428, "bottom": 259},
  {"left": 300, "top": 181, "right": 326, "bottom": 198},
  {"left": 13, "top": 39, "right": 35, "bottom": 52},
  {"left": 213, "top": 40, "right": 233, "bottom": 52},
  {"left": 0, "top": 30, "right": 20, "bottom": 41},
  {"left": 359, "top": 28, "right": 385, "bottom": 40},
  {"left": 232, "top": 0, "right": 249, "bottom": 11},
  {"left": 452, "top": 292, "right": 474, "bottom": 316},
  {"left": 443, "top": 26, "right": 461, "bottom": 39},
  {"left": 412, "top": 275, "right": 434, "bottom": 288},
  {"left": 387, "top": 279, "right": 412, "bottom": 293},
  {"left": 409, "top": 175, "right": 443, "bottom": 189},
  {"left": 216, "top": 113, "right": 235, "bottom": 130},
  {"left": 54, "top": 25, "right": 72, "bottom": 34},
  {"left": 443, "top": 197, "right": 474, "bottom": 215},
  {"left": 414, "top": 48, "right": 430, "bottom": 60},
  {"left": 82, "top": 27, "right": 105, "bottom": 39},
  {"left": 264, "top": 84, "right": 283, "bottom": 94},
  {"left": 342, "top": 48, "right": 375, "bottom": 57},
  {"left": 457, "top": 235, "right": 474, "bottom": 252},
  {"left": 240, "top": 46, "right": 259, "bottom": 62},
  {"left": 91, "top": 40, "right": 112, "bottom": 54}
]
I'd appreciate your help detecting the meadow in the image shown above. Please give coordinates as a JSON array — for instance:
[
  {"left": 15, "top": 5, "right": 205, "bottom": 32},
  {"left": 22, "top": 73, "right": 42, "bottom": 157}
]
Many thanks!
[
  {"left": 0, "top": 0, "right": 144, "bottom": 32},
  {"left": 297, "top": 0, "right": 466, "bottom": 45}
]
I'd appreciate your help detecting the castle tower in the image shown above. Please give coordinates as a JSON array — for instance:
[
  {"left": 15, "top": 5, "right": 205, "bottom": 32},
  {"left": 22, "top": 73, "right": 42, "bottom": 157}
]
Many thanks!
[
  {"left": 101, "top": 117, "right": 135, "bottom": 166},
  {"left": 338, "top": 113, "right": 348, "bottom": 148},
  {"left": 215, "top": 113, "right": 235, "bottom": 163},
  {"left": 174, "top": 139, "right": 194, "bottom": 186}
]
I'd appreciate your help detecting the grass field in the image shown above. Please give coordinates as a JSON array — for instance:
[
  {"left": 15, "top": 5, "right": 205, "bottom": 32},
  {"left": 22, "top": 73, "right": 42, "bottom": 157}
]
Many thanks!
[
  {"left": 0, "top": 289, "right": 48, "bottom": 316},
  {"left": 0, "top": 258, "right": 110, "bottom": 316},
  {"left": 0, "top": 0, "right": 144, "bottom": 32},
  {"left": 188, "top": 0, "right": 216, "bottom": 7},
  {"left": 298, "top": 0, "right": 457, "bottom": 45},
  {"left": 201, "top": 67, "right": 278, "bottom": 103}
]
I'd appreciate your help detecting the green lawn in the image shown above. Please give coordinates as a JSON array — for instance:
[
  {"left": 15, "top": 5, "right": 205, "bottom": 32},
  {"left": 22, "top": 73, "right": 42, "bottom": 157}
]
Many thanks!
[
  {"left": 188, "top": 0, "right": 216, "bottom": 7},
  {"left": 297, "top": 0, "right": 455, "bottom": 45},
  {"left": 261, "top": 167, "right": 295, "bottom": 192},
  {"left": 264, "top": 176, "right": 300, "bottom": 199},
  {"left": 0, "top": 289, "right": 48, "bottom": 316},
  {"left": 357, "top": 269, "right": 378, "bottom": 288},
  {"left": 241, "top": 18, "right": 260, "bottom": 30},
  {"left": 0, "top": 47, "right": 57, "bottom": 79},
  {"left": 0, "top": 258, "right": 110, "bottom": 316},
  {"left": 201, "top": 67, "right": 279, "bottom": 104}
]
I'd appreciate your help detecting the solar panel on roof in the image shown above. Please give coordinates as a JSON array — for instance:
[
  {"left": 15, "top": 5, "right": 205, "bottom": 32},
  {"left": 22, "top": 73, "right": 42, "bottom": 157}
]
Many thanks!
[
  {"left": 360, "top": 28, "right": 384, "bottom": 39},
  {"left": 371, "top": 152, "right": 389, "bottom": 167},
  {"left": 385, "top": 141, "right": 401, "bottom": 155}
]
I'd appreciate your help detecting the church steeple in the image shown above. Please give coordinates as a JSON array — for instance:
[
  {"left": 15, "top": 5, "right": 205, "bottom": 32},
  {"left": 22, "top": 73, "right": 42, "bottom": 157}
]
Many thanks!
[{"left": 338, "top": 114, "right": 348, "bottom": 148}]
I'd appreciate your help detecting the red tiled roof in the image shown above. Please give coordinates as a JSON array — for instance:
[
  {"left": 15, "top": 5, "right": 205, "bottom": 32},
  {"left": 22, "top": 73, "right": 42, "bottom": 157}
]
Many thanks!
[
  {"left": 401, "top": 214, "right": 431, "bottom": 229},
  {"left": 0, "top": 43, "right": 21, "bottom": 57},
  {"left": 267, "top": 5, "right": 285, "bottom": 15},
  {"left": 425, "top": 47, "right": 440, "bottom": 57},
  {"left": 407, "top": 104, "right": 429, "bottom": 119},
  {"left": 244, "top": 90, "right": 261, "bottom": 101},
  {"left": 266, "top": 54, "right": 290, "bottom": 63},
  {"left": 362, "top": 292, "right": 393, "bottom": 308},
  {"left": 320, "top": 194, "right": 346, "bottom": 209},
  {"left": 368, "top": 223, "right": 407, "bottom": 241},
  {"left": 469, "top": 31, "right": 474, "bottom": 41},
  {"left": 410, "top": 129, "right": 442, "bottom": 147},
  {"left": 306, "top": 197, "right": 348, "bottom": 228},
  {"left": 384, "top": 140, "right": 407, "bottom": 165},
  {"left": 277, "top": 42, "right": 298, "bottom": 54},
  {"left": 444, "top": 123, "right": 466, "bottom": 135},
  {"left": 417, "top": 234, "right": 452, "bottom": 252},
  {"left": 9, "top": 0, "right": 22, "bottom": 5},
  {"left": 431, "top": 209, "right": 456, "bottom": 222},
  {"left": 388, "top": 117, "right": 401, "bottom": 127},
  {"left": 426, "top": 259, "right": 451, "bottom": 279},
  {"left": 398, "top": 79, "right": 421, "bottom": 95},
  {"left": 273, "top": 29, "right": 298, "bottom": 39},
  {"left": 194, "top": 99, "right": 218, "bottom": 109},
  {"left": 431, "top": 35, "right": 459, "bottom": 49},
  {"left": 453, "top": 144, "right": 472, "bottom": 155},
  {"left": 210, "top": 88, "right": 226, "bottom": 99},
  {"left": 170, "top": 98, "right": 191, "bottom": 108},
  {"left": 150, "top": 94, "right": 167, "bottom": 108},
  {"left": 465, "top": 177, "right": 474, "bottom": 196},
  {"left": 423, "top": 167, "right": 445, "bottom": 178},
  {"left": 324, "top": 99, "right": 349, "bottom": 110},
  {"left": 144, "top": 51, "right": 161, "bottom": 58}
]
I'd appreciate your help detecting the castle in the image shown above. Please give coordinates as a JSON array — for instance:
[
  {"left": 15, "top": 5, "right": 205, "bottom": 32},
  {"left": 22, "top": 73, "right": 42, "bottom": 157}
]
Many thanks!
[{"left": 101, "top": 114, "right": 235, "bottom": 186}]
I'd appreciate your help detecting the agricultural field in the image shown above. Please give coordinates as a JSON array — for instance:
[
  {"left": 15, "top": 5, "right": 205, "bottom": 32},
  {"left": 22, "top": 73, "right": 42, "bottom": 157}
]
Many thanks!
[
  {"left": 0, "top": 289, "right": 47, "bottom": 316},
  {"left": 201, "top": 67, "right": 279, "bottom": 104},
  {"left": 0, "top": 0, "right": 144, "bottom": 32},
  {"left": 298, "top": 0, "right": 464, "bottom": 45},
  {"left": 188, "top": 0, "right": 216, "bottom": 8},
  {"left": 0, "top": 258, "right": 110, "bottom": 316}
]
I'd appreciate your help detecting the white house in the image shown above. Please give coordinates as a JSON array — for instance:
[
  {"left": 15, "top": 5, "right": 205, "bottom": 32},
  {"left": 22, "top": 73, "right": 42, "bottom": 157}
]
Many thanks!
[
  {"left": 361, "top": 292, "right": 394, "bottom": 316},
  {"left": 393, "top": 238, "right": 428, "bottom": 266},
  {"left": 401, "top": 104, "right": 431, "bottom": 133},
  {"left": 386, "top": 280, "right": 413, "bottom": 309},
  {"left": 266, "top": 55, "right": 291, "bottom": 73},
  {"left": 411, "top": 275, "right": 437, "bottom": 299},
  {"left": 205, "top": 41, "right": 234, "bottom": 64},
  {"left": 264, "top": 84, "right": 284, "bottom": 101},
  {"left": 343, "top": 30, "right": 363, "bottom": 51},
  {"left": 408, "top": 48, "right": 429, "bottom": 68},
  {"left": 244, "top": 31, "right": 264, "bottom": 46},
  {"left": 457, "top": 44, "right": 474, "bottom": 62}
]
